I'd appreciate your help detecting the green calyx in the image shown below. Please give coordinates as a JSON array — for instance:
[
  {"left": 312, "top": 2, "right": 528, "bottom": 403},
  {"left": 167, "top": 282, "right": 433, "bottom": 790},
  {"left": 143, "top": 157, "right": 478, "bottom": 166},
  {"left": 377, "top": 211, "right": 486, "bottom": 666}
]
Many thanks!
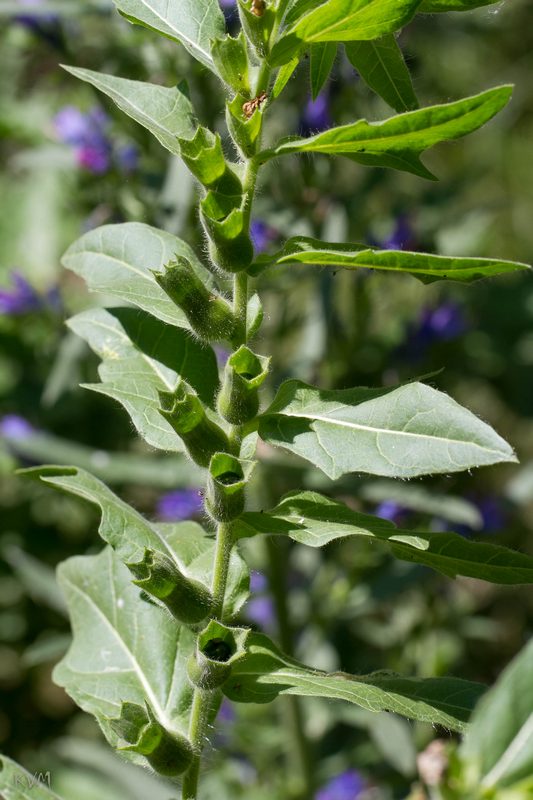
[
  {"left": 187, "top": 620, "right": 251, "bottom": 690},
  {"left": 179, "top": 127, "right": 243, "bottom": 193},
  {"left": 127, "top": 549, "right": 213, "bottom": 625},
  {"left": 159, "top": 386, "right": 231, "bottom": 467},
  {"left": 237, "top": 0, "right": 276, "bottom": 56},
  {"left": 110, "top": 702, "right": 194, "bottom": 777},
  {"left": 201, "top": 191, "right": 255, "bottom": 273},
  {"left": 211, "top": 32, "right": 251, "bottom": 95},
  {"left": 226, "top": 93, "right": 266, "bottom": 157},
  {"left": 218, "top": 345, "right": 270, "bottom": 425},
  {"left": 154, "top": 257, "right": 236, "bottom": 341},
  {"left": 206, "top": 452, "right": 256, "bottom": 522}
]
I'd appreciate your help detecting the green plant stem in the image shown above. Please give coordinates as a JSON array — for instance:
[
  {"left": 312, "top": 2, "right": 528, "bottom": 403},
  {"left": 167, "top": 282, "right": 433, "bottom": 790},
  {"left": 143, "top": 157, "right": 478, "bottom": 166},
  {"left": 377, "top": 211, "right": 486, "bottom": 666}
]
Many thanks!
[
  {"left": 182, "top": 689, "right": 211, "bottom": 800},
  {"left": 211, "top": 521, "right": 234, "bottom": 619},
  {"left": 266, "top": 538, "right": 315, "bottom": 798}
]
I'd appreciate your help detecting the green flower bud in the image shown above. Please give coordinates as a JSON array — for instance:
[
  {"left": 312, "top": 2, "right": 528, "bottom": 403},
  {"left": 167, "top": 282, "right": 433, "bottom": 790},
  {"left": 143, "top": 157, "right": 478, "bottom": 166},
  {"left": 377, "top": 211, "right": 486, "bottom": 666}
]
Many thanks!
[
  {"left": 187, "top": 620, "right": 250, "bottom": 691},
  {"left": 218, "top": 345, "right": 270, "bottom": 425},
  {"left": 179, "top": 127, "right": 243, "bottom": 194},
  {"left": 159, "top": 387, "right": 230, "bottom": 467},
  {"left": 237, "top": 0, "right": 276, "bottom": 57},
  {"left": 201, "top": 192, "right": 254, "bottom": 274},
  {"left": 126, "top": 549, "right": 213, "bottom": 625},
  {"left": 206, "top": 452, "right": 255, "bottom": 522},
  {"left": 110, "top": 702, "right": 194, "bottom": 777},
  {"left": 211, "top": 32, "right": 251, "bottom": 96},
  {"left": 154, "top": 257, "right": 236, "bottom": 342},
  {"left": 226, "top": 93, "right": 265, "bottom": 158}
]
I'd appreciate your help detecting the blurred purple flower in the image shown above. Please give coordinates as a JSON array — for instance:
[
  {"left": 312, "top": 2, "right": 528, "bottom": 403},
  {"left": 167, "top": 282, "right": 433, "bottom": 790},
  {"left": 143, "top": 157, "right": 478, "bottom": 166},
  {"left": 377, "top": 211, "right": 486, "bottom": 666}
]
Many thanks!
[
  {"left": 374, "top": 500, "right": 409, "bottom": 526},
  {"left": 218, "top": 697, "right": 236, "bottom": 724},
  {"left": 214, "top": 346, "right": 230, "bottom": 368},
  {"left": 14, "top": 0, "right": 58, "bottom": 29},
  {"left": 0, "top": 272, "right": 42, "bottom": 315},
  {"left": 300, "top": 94, "right": 333, "bottom": 135},
  {"left": 245, "top": 571, "right": 275, "bottom": 630},
  {"left": 0, "top": 415, "right": 34, "bottom": 440},
  {"left": 156, "top": 489, "right": 203, "bottom": 521},
  {"left": 250, "top": 220, "right": 277, "bottom": 254},
  {"left": 316, "top": 769, "right": 366, "bottom": 800},
  {"left": 399, "top": 301, "right": 467, "bottom": 361},
  {"left": 250, "top": 571, "right": 268, "bottom": 593},
  {"left": 382, "top": 216, "right": 415, "bottom": 251},
  {"left": 116, "top": 143, "right": 139, "bottom": 173},
  {"left": 55, "top": 105, "right": 112, "bottom": 174},
  {"left": 435, "top": 495, "right": 507, "bottom": 537}
]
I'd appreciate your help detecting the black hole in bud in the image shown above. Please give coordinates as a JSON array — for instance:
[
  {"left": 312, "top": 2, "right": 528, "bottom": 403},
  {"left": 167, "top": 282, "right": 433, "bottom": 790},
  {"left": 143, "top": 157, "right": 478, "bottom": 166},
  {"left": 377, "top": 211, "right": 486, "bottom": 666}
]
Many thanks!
[
  {"left": 216, "top": 471, "right": 242, "bottom": 486},
  {"left": 202, "top": 638, "right": 233, "bottom": 663},
  {"left": 239, "top": 372, "right": 256, "bottom": 380}
]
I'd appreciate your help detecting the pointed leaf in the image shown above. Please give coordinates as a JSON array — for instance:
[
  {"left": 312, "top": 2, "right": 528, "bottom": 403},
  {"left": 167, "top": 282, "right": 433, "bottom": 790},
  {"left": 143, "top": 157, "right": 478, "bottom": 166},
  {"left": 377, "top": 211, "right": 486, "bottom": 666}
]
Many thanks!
[
  {"left": 253, "top": 235, "right": 530, "bottom": 282},
  {"left": 259, "top": 380, "right": 516, "bottom": 479},
  {"left": 62, "top": 222, "right": 213, "bottom": 329},
  {"left": 0, "top": 757, "right": 61, "bottom": 800},
  {"left": 224, "top": 633, "right": 485, "bottom": 732},
  {"left": 420, "top": 0, "right": 498, "bottom": 10},
  {"left": 236, "top": 491, "right": 533, "bottom": 585},
  {"left": 345, "top": 36, "right": 418, "bottom": 112},
  {"left": 69, "top": 307, "right": 219, "bottom": 450},
  {"left": 272, "top": 0, "right": 422, "bottom": 65},
  {"left": 54, "top": 547, "right": 196, "bottom": 751},
  {"left": 461, "top": 639, "right": 533, "bottom": 789},
  {"left": 310, "top": 42, "right": 337, "bottom": 99},
  {"left": 63, "top": 67, "right": 197, "bottom": 156},
  {"left": 111, "top": 0, "right": 225, "bottom": 72},
  {"left": 259, "top": 85, "right": 513, "bottom": 179},
  {"left": 22, "top": 466, "right": 249, "bottom": 619}
]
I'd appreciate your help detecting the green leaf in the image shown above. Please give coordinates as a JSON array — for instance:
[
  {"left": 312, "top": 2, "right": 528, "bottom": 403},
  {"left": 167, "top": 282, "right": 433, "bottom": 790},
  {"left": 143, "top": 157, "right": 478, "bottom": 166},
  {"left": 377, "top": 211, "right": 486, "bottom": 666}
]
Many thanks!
[
  {"left": 0, "top": 757, "right": 61, "bottom": 800},
  {"left": 62, "top": 222, "right": 213, "bottom": 329},
  {"left": 22, "top": 466, "right": 249, "bottom": 619},
  {"left": 253, "top": 235, "right": 530, "bottom": 282},
  {"left": 272, "top": 0, "right": 422, "bottom": 66},
  {"left": 259, "top": 85, "right": 513, "bottom": 179},
  {"left": 235, "top": 491, "right": 533, "bottom": 585},
  {"left": 420, "top": 0, "right": 498, "bottom": 10},
  {"left": 461, "top": 639, "right": 533, "bottom": 790},
  {"left": 63, "top": 67, "right": 197, "bottom": 157},
  {"left": 54, "top": 547, "right": 197, "bottom": 756},
  {"left": 224, "top": 633, "right": 485, "bottom": 732},
  {"left": 345, "top": 36, "right": 418, "bottom": 112},
  {"left": 111, "top": 0, "right": 225, "bottom": 72},
  {"left": 259, "top": 380, "right": 516, "bottom": 480},
  {"left": 309, "top": 42, "right": 337, "bottom": 99},
  {"left": 68, "top": 307, "right": 219, "bottom": 451},
  {"left": 272, "top": 57, "right": 300, "bottom": 100}
]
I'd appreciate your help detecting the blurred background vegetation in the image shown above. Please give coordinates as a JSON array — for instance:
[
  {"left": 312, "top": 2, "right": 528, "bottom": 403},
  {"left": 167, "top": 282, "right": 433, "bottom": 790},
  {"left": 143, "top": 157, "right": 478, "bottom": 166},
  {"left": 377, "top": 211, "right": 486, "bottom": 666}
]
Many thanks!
[{"left": 0, "top": 1, "right": 532, "bottom": 797}]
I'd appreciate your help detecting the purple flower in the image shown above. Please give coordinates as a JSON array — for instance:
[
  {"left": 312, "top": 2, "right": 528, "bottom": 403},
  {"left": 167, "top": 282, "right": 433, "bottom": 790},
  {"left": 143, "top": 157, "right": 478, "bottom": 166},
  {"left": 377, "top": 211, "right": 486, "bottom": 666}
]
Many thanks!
[
  {"left": 250, "top": 571, "right": 268, "bottom": 593},
  {"left": 0, "top": 415, "right": 34, "bottom": 440},
  {"left": 300, "top": 94, "right": 333, "bottom": 135},
  {"left": 14, "top": 0, "right": 58, "bottom": 29},
  {"left": 116, "top": 143, "right": 139, "bottom": 173},
  {"left": 54, "top": 106, "right": 112, "bottom": 175},
  {"left": 374, "top": 500, "right": 409, "bottom": 526},
  {"left": 435, "top": 495, "right": 507, "bottom": 537},
  {"left": 250, "top": 220, "right": 277, "bottom": 254},
  {"left": 156, "top": 489, "right": 203, "bottom": 522},
  {"left": 400, "top": 301, "right": 467, "bottom": 361},
  {"left": 214, "top": 346, "right": 231, "bottom": 368},
  {"left": 245, "top": 571, "right": 275, "bottom": 630},
  {"left": 0, "top": 272, "right": 42, "bottom": 315},
  {"left": 218, "top": 697, "right": 236, "bottom": 724},
  {"left": 316, "top": 769, "right": 366, "bottom": 800},
  {"left": 382, "top": 216, "right": 415, "bottom": 251}
]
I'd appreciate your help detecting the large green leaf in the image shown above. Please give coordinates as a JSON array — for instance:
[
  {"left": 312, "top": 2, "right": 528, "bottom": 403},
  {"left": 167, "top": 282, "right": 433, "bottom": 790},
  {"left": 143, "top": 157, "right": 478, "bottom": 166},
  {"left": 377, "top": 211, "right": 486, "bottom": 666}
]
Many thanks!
[
  {"left": 252, "top": 235, "right": 530, "bottom": 282},
  {"left": 461, "top": 638, "right": 533, "bottom": 790},
  {"left": 22, "top": 466, "right": 249, "bottom": 619},
  {"left": 69, "top": 307, "right": 219, "bottom": 450},
  {"left": 0, "top": 757, "right": 61, "bottom": 800},
  {"left": 224, "top": 633, "right": 485, "bottom": 732},
  {"left": 235, "top": 491, "right": 533, "bottom": 585},
  {"left": 111, "top": 0, "right": 225, "bottom": 72},
  {"left": 345, "top": 36, "right": 418, "bottom": 112},
  {"left": 63, "top": 67, "right": 197, "bottom": 157},
  {"left": 62, "top": 222, "right": 213, "bottom": 329},
  {"left": 420, "top": 0, "right": 498, "bottom": 10},
  {"left": 259, "top": 85, "right": 513, "bottom": 179},
  {"left": 272, "top": 0, "right": 422, "bottom": 65},
  {"left": 258, "top": 380, "right": 516, "bottom": 480},
  {"left": 54, "top": 547, "right": 196, "bottom": 751}
]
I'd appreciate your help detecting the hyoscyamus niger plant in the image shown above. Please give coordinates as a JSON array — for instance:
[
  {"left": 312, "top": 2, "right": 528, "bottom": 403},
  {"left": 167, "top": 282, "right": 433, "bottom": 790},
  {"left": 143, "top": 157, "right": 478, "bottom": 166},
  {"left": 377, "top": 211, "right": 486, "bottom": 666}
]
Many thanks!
[{"left": 2, "top": 1, "right": 533, "bottom": 799}]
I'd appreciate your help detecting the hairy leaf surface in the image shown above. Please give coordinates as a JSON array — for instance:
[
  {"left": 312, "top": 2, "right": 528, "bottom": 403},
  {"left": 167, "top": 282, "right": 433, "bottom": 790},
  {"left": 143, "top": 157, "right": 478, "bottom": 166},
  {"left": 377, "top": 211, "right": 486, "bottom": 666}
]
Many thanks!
[
  {"left": 224, "top": 633, "right": 485, "bottom": 731},
  {"left": 64, "top": 67, "right": 197, "bottom": 156},
  {"left": 260, "top": 86, "right": 513, "bottom": 179},
  {"left": 62, "top": 222, "right": 213, "bottom": 328},
  {"left": 259, "top": 380, "right": 516, "bottom": 479}
]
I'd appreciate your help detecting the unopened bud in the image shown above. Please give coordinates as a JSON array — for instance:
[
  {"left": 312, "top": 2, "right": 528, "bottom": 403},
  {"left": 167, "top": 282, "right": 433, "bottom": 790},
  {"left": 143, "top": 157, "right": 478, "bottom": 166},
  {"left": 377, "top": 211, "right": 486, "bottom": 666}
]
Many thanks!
[
  {"left": 206, "top": 452, "right": 255, "bottom": 522},
  {"left": 159, "top": 387, "right": 230, "bottom": 467},
  {"left": 217, "top": 345, "right": 270, "bottom": 425},
  {"left": 201, "top": 192, "right": 254, "bottom": 273}
]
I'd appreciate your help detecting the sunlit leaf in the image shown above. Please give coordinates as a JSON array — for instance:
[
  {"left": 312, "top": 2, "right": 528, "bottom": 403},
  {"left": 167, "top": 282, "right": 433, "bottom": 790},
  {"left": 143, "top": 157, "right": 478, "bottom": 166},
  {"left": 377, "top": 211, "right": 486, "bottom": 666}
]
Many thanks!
[{"left": 345, "top": 36, "right": 418, "bottom": 112}]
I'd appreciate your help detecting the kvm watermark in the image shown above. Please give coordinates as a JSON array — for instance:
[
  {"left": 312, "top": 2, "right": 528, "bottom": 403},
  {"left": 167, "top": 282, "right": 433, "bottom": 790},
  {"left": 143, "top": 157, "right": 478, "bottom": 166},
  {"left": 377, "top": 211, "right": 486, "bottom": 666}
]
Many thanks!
[{"left": 10, "top": 771, "right": 51, "bottom": 791}]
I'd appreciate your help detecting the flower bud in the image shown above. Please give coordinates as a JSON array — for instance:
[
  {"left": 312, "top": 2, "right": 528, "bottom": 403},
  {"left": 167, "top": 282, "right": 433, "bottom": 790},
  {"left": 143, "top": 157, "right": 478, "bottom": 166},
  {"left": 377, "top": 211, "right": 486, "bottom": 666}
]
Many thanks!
[
  {"left": 110, "top": 702, "right": 194, "bottom": 777},
  {"left": 201, "top": 192, "right": 254, "bottom": 274},
  {"left": 211, "top": 32, "right": 251, "bottom": 95},
  {"left": 217, "top": 345, "right": 270, "bottom": 425},
  {"left": 126, "top": 549, "right": 213, "bottom": 625},
  {"left": 206, "top": 452, "right": 255, "bottom": 522},
  {"left": 187, "top": 620, "right": 250, "bottom": 691},
  {"left": 159, "top": 387, "right": 230, "bottom": 467},
  {"left": 179, "top": 127, "right": 243, "bottom": 194},
  {"left": 153, "top": 257, "right": 236, "bottom": 341},
  {"left": 226, "top": 94, "right": 264, "bottom": 158}
]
